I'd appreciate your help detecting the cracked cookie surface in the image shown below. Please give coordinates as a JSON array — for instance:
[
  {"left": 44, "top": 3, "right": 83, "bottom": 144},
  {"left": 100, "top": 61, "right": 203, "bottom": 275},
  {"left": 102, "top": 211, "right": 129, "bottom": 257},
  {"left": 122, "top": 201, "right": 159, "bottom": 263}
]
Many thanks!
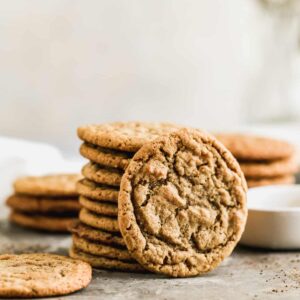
[
  {"left": 0, "top": 253, "right": 91, "bottom": 298},
  {"left": 119, "top": 128, "right": 247, "bottom": 277}
]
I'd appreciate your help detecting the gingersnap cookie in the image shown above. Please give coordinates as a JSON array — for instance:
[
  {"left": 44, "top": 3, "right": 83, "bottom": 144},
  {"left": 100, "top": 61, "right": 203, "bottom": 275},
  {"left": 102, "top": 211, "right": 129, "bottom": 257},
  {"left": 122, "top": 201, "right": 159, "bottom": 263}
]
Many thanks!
[
  {"left": 79, "top": 208, "right": 119, "bottom": 232},
  {"left": 72, "top": 234, "right": 132, "bottom": 261},
  {"left": 14, "top": 174, "right": 81, "bottom": 197},
  {"left": 240, "top": 156, "right": 299, "bottom": 178},
  {"left": 82, "top": 162, "right": 123, "bottom": 186},
  {"left": 77, "top": 179, "right": 118, "bottom": 203},
  {"left": 215, "top": 133, "right": 295, "bottom": 161},
  {"left": 78, "top": 121, "right": 180, "bottom": 152},
  {"left": 79, "top": 196, "right": 118, "bottom": 217},
  {"left": 247, "top": 175, "right": 295, "bottom": 188},
  {"left": 69, "top": 246, "right": 145, "bottom": 272},
  {"left": 0, "top": 253, "right": 91, "bottom": 298},
  {"left": 6, "top": 195, "right": 80, "bottom": 213},
  {"left": 70, "top": 222, "right": 125, "bottom": 247},
  {"left": 10, "top": 211, "right": 77, "bottom": 232},
  {"left": 80, "top": 143, "right": 133, "bottom": 170},
  {"left": 119, "top": 128, "right": 247, "bottom": 277}
]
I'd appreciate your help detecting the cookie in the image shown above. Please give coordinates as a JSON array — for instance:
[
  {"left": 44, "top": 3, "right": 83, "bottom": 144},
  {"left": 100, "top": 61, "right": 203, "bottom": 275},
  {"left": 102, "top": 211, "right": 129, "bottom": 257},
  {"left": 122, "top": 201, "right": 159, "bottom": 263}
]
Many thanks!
[
  {"left": 72, "top": 234, "right": 132, "bottom": 261},
  {"left": 6, "top": 195, "right": 80, "bottom": 213},
  {"left": 10, "top": 211, "right": 77, "bottom": 232},
  {"left": 77, "top": 121, "right": 180, "bottom": 152},
  {"left": 79, "top": 196, "right": 118, "bottom": 217},
  {"left": 215, "top": 133, "right": 295, "bottom": 161},
  {"left": 119, "top": 128, "right": 247, "bottom": 277},
  {"left": 0, "top": 253, "right": 91, "bottom": 298},
  {"left": 80, "top": 143, "right": 132, "bottom": 170},
  {"left": 247, "top": 175, "right": 295, "bottom": 188},
  {"left": 82, "top": 162, "right": 123, "bottom": 186},
  {"left": 14, "top": 174, "right": 81, "bottom": 197},
  {"left": 240, "top": 156, "right": 299, "bottom": 178},
  {"left": 69, "top": 246, "right": 145, "bottom": 272},
  {"left": 79, "top": 208, "right": 119, "bottom": 232},
  {"left": 70, "top": 221, "right": 125, "bottom": 247},
  {"left": 77, "top": 179, "right": 118, "bottom": 203}
]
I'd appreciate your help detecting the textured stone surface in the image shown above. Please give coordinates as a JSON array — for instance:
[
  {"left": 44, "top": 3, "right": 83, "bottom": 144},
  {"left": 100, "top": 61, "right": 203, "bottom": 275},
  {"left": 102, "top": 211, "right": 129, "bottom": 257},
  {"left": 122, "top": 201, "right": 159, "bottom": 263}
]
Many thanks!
[{"left": 1, "top": 176, "right": 300, "bottom": 299}]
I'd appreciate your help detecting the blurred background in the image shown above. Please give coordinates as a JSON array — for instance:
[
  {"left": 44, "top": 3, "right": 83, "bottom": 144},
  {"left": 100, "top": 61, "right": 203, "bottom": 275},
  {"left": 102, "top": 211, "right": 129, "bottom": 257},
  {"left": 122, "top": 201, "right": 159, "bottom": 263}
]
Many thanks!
[{"left": 1, "top": 0, "right": 300, "bottom": 156}]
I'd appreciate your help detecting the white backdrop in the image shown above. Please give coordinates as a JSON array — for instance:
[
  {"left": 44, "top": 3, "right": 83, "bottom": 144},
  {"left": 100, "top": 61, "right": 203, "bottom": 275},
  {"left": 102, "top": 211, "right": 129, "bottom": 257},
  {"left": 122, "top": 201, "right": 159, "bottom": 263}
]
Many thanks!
[{"left": 0, "top": 0, "right": 299, "bottom": 154}]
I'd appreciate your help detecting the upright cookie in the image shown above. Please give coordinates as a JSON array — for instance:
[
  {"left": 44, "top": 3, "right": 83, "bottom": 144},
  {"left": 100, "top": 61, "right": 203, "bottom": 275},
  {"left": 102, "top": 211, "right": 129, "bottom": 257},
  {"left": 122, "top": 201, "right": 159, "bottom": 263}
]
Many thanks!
[
  {"left": 6, "top": 195, "right": 80, "bottom": 213},
  {"left": 77, "top": 179, "right": 119, "bottom": 203},
  {"left": 82, "top": 162, "right": 123, "bottom": 186},
  {"left": 215, "top": 133, "right": 295, "bottom": 161},
  {"left": 78, "top": 122, "right": 180, "bottom": 152},
  {"left": 119, "top": 128, "right": 247, "bottom": 277},
  {"left": 80, "top": 208, "right": 119, "bottom": 232},
  {"left": 10, "top": 211, "right": 77, "bottom": 232},
  {"left": 14, "top": 174, "right": 81, "bottom": 197},
  {"left": 70, "top": 222, "right": 125, "bottom": 247},
  {"left": 80, "top": 143, "right": 132, "bottom": 170},
  {"left": 69, "top": 246, "right": 145, "bottom": 272},
  {"left": 0, "top": 253, "right": 91, "bottom": 298}
]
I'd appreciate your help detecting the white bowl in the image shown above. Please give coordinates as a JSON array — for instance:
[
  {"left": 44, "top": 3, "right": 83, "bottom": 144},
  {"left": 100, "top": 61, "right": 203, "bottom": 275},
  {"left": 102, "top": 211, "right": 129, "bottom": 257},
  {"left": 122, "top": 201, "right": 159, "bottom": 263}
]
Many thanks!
[{"left": 240, "top": 185, "right": 300, "bottom": 249}]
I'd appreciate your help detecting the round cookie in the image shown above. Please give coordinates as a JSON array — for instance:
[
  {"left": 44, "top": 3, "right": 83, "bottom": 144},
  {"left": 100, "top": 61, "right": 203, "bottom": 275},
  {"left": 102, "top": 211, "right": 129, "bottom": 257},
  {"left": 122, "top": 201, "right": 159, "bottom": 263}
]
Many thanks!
[
  {"left": 79, "top": 208, "right": 119, "bottom": 232},
  {"left": 240, "top": 156, "right": 299, "bottom": 178},
  {"left": 72, "top": 234, "right": 132, "bottom": 261},
  {"left": 80, "top": 143, "right": 132, "bottom": 170},
  {"left": 70, "top": 222, "right": 125, "bottom": 247},
  {"left": 77, "top": 121, "right": 180, "bottom": 152},
  {"left": 10, "top": 211, "right": 77, "bottom": 232},
  {"left": 0, "top": 253, "right": 91, "bottom": 298},
  {"left": 82, "top": 162, "right": 123, "bottom": 187},
  {"left": 77, "top": 179, "right": 118, "bottom": 203},
  {"left": 247, "top": 175, "right": 295, "bottom": 188},
  {"left": 69, "top": 246, "right": 145, "bottom": 272},
  {"left": 14, "top": 174, "right": 81, "bottom": 197},
  {"left": 119, "top": 128, "right": 247, "bottom": 277},
  {"left": 6, "top": 195, "right": 80, "bottom": 213},
  {"left": 215, "top": 133, "right": 295, "bottom": 161},
  {"left": 79, "top": 196, "right": 118, "bottom": 217}
]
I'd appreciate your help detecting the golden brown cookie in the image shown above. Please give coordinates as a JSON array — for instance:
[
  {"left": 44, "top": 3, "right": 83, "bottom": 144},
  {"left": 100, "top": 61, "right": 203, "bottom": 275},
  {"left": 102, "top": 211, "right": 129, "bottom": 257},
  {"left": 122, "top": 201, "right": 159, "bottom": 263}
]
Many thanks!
[
  {"left": 6, "top": 195, "right": 80, "bottom": 213},
  {"left": 10, "top": 211, "right": 77, "bottom": 232},
  {"left": 215, "top": 133, "right": 295, "bottom": 161},
  {"left": 70, "top": 221, "right": 125, "bottom": 247},
  {"left": 69, "top": 246, "right": 145, "bottom": 272},
  {"left": 119, "top": 128, "right": 247, "bottom": 277},
  {"left": 77, "top": 122, "right": 180, "bottom": 152},
  {"left": 247, "top": 175, "right": 295, "bottom": 188},
  {"left": 80, "top": 143, "right": 132, "bottom": 170},
  {"left": 77, "top": 179, "right": 118, "bottom": 203},
  {"left": 79, "top": 208, "right": 119, "bottom": 232},
  {"left": 0, "top": 253, "right": 91, "bottom": 298},
  {"left": 240, "top": 156, "right": 299, "bottom": 178},
  {"left": 79, "top": 196, "right": 117, "bottom": 217},
  {"left": 14, "top": 174, "right": 81, "bottom": 197},
  {"left": 72, "top": 234, "right": 132, "bottom": 261},
  {"left": 82, "top": 162, "right": 123, "bottom": 187}
]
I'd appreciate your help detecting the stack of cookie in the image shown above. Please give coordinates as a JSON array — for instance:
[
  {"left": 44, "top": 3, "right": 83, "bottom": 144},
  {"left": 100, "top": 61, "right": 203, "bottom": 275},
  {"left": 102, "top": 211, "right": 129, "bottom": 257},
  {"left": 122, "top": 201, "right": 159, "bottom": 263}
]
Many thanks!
[
  {"left": 6, "top": 174, "right": 81, "bottom": 232},
  {"left": 70, "top": 122, "right": 180, "bottom": 272},
  {"left": 215, "top": 133, "right": 299, "bottom": 188},
  {"left": 71, "top": 125, "right": 248, "bottom": 277}
]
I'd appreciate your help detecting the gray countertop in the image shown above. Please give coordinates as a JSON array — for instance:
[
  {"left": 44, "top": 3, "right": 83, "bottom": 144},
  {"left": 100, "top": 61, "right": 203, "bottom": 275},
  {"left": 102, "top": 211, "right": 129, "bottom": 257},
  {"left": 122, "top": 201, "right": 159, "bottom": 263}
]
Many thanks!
[{"left": 1, "top": 181, "right": 300, "bottom": 300}]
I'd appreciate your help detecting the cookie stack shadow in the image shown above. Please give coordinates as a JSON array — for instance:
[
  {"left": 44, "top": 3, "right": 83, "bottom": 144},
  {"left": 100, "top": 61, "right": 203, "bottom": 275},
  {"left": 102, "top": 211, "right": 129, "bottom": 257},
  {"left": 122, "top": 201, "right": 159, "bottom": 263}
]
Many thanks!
[
  {"left": 215, "top": 133, "right": 299, "bottom": 188},
  {"left": 6, "top": 174, "right": 81, "bottom": 232}
]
